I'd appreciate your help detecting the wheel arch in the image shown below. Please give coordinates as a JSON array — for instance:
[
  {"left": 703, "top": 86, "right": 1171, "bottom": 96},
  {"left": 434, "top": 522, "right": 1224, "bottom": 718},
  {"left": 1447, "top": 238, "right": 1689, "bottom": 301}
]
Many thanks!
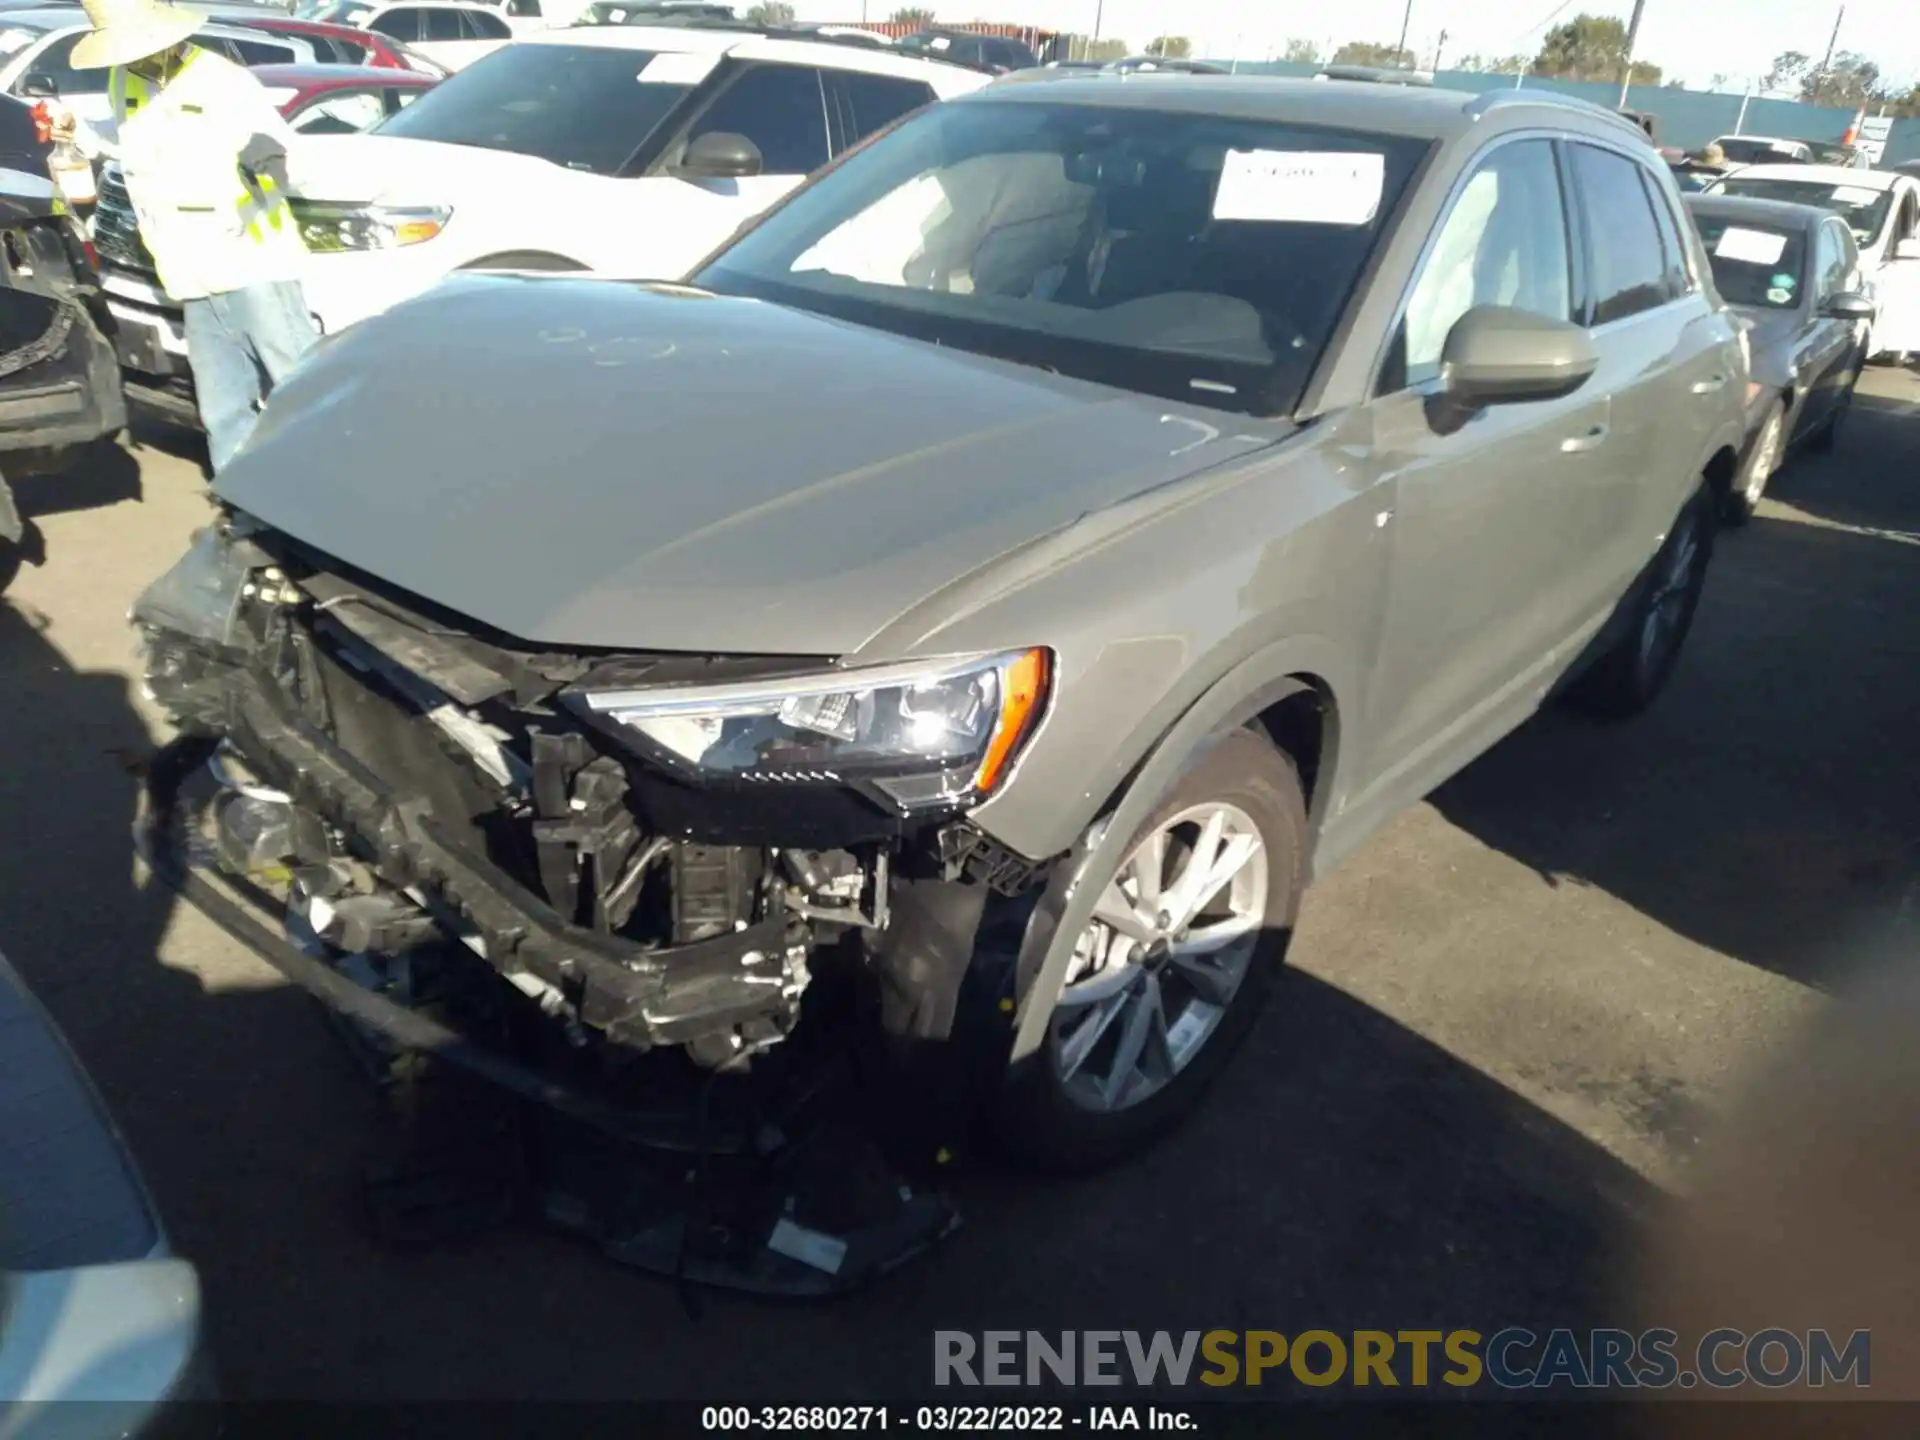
[{"left": 1006, "top": 642, "right": 1353, "bottom": 1062}]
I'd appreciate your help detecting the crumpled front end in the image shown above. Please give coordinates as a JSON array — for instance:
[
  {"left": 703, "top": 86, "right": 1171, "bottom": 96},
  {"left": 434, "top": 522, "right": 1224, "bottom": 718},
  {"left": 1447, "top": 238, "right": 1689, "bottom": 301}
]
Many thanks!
[{"left": 132, "top": 513, "right": 1056, "bottom": 1070}]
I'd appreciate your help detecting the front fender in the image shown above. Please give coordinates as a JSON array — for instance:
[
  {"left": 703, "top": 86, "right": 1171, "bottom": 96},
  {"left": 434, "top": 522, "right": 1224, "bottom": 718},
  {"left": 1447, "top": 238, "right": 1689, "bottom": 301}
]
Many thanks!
[{"left": 1006, "top": 636, "right": 1351, "bottom": 1062}]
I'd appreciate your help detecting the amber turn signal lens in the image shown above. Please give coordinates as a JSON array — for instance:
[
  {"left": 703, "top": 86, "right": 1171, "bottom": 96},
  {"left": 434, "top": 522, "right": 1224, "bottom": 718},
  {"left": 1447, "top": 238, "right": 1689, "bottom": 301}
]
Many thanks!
[{"left": 974, "top": 647, "right": 1050, "bottom": 796}]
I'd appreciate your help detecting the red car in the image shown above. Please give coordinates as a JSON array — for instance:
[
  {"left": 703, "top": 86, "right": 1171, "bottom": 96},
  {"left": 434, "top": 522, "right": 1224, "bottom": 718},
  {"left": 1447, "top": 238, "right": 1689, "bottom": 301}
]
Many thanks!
[
  {"left": 251, "top": 62, "right": 440, "bottom": 132},
  {"left": 232, "top": 14, "right": 449, "bottom": 75}
]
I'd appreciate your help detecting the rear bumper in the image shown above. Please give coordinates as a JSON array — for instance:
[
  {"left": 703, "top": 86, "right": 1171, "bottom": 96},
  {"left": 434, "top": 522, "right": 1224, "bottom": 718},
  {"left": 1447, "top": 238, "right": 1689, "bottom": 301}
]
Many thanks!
[{"left": 0, "top": 298, "right": 127, "bottom": 455}]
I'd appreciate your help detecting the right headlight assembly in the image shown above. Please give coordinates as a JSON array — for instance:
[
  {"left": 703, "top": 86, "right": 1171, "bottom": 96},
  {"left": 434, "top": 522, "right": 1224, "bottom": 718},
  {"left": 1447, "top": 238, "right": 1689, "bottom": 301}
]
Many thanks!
[
  {"left": 288, "top": 201, "right": 450, "bottom": 253},
  {"left": 567, "top": 648, "right": 1051, "bottom": 814}
]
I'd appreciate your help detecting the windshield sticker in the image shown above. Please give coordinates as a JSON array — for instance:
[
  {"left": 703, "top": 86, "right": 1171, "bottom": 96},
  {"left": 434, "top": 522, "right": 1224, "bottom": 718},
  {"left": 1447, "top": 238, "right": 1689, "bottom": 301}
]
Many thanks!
[
  {"left": 1771, "top": 272, "right": 1796, "bottom": 290},
  {"left": 1767, "top": 286, "right": 1794, "bottom": 304},
  {"left": 1212, "top": 150, "right": 1386, "bottom": 226},
  {"left": 1714, "top": 227, "right": 1789, "bottom": 266},
  {"left": 1831, "top": 185, "right": 1881, "bottom": 205},
  {"left": 637, "top": 51, "right": 720, "bottom": 85},
  {"left": 928, "top": 35, "right": 951, "bottom": 49}
]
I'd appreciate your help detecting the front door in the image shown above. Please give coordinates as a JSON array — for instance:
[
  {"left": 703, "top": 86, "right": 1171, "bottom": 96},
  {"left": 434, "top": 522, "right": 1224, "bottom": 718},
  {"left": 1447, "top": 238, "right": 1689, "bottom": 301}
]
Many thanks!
[
  {"left": 1796, "top": 217, "right": 1864, "bottom": 435},
  {"left": 1357, "top": 136, "right": 1609, "bottom": 809},
  {"left": 1871, "top": 184, "right": 1920, "bottom": 355}
]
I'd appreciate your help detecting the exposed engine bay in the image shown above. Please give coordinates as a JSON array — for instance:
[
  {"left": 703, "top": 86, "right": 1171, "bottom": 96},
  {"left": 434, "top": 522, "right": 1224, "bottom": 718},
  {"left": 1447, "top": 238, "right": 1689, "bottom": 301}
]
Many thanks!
[{"left": 131, "top": 513, "right": 1061, "bottom": 1292}]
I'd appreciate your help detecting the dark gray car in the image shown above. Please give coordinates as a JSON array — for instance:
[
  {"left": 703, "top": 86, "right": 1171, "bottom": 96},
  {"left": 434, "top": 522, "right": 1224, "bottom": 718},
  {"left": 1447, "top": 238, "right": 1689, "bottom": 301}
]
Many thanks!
[
  {"left": 1686, "top": 193, "right": 1875, "bottom": 521},
  {"left": 133, "top": 77, "right": 1748, "bottom": 1170},
  {"left": 0, "top": 948, "right": 210, "bottom": 1426}
]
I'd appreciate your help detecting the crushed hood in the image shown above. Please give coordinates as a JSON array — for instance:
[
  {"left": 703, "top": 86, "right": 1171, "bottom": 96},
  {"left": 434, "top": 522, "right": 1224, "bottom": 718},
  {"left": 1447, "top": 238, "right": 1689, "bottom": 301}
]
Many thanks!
[{"left": 219, "top": 276, "right": 1275, "bottom": 655}]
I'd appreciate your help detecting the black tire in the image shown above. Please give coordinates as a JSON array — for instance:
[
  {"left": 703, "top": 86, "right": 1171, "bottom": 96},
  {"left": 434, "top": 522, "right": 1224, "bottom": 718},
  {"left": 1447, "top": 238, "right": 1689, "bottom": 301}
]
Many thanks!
[
  {"left": 1807, "top": 365, "right": 1859, "bottom": 453},
  {"left": 991, "top": 728, "right": 1307, "bottom": 1173},
  {"left": 1566, "top": 486, "right": 1714, "bottom": 720},
  {"left": 1724, "top": 400, "right": 1784, "bottom": 527},
  {"left": 456, "top": 252, "right": 588, "bottom": 272}
]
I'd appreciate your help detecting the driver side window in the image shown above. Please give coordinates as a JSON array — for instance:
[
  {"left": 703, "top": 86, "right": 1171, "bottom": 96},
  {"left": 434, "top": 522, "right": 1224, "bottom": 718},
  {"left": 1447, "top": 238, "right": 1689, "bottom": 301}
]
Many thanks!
[
  {"left": 21, "top": 33, "right": 110, "bottom": 97},
  {"left": 1387, "top": 138, "right": 1572, "bottom": 393}
]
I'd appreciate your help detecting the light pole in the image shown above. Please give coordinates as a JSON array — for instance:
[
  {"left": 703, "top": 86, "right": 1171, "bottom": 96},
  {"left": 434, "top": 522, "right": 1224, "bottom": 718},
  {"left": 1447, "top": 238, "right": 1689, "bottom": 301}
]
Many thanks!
[
  {"left": 1395, "top": 0, "right": 1413, "bottom": 64},
  {"left": 1616, "top": 0, "right": 1646, "bottom": 108}
]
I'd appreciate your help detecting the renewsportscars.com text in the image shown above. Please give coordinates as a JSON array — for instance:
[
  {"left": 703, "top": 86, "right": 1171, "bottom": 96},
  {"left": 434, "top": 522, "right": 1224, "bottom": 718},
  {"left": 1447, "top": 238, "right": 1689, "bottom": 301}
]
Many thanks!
[{"left": 934, "top": 1328, "right": 1871, "bottom": 1390}]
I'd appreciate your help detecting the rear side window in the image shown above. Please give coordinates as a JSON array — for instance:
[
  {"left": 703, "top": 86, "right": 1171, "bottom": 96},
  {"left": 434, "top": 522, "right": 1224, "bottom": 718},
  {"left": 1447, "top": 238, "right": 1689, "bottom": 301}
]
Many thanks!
[
  {"left": 1569, "top": 143, "right": 1670, "bottom": 325},
  {"left": 1394, "top": 138, "right": 1573, "bottom": 389},
  {"left": 834, "top": 71, "right": 932, "bottom": 144},
  {"left": 226, "top": 37, "right": 298, "bottom": 65},
  {"left": 461, "top": 8, "right": 511, "bottom": 37},
  {"left": 368, "top": 9, "right": 421, "bottom": 39},
  {"left": 685, "top": 64, "right": 829, "bottom": 175},
  {"left": 421, "top": 9, "right": 465, "bottom": 40},
  {"left": 1637, "top": 168, "right": 1693, "bottom": 301},
  {"left": 506, "top": 0, "right": 541, "bottom": 11}
]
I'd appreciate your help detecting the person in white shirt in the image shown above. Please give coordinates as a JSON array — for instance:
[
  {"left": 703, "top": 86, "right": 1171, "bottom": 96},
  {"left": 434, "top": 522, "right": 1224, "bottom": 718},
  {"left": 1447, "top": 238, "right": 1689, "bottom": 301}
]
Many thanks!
[{"left": 55, "top": 0, "right": 316, "bottom": 470}]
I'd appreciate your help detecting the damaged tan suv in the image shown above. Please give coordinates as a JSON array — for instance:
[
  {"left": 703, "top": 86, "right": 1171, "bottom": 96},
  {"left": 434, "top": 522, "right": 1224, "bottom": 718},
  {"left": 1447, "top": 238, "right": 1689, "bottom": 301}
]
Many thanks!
[{"left": 133, "top": 76, "right": 1748, "bottom": 1287}]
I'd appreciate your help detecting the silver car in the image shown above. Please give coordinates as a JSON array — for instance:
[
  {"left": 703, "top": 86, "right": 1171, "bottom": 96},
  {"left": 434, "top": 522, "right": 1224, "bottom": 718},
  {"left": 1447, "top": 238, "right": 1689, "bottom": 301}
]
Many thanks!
[{"left": 134, "top": 76, "right": 1748, "bottom": 1172}]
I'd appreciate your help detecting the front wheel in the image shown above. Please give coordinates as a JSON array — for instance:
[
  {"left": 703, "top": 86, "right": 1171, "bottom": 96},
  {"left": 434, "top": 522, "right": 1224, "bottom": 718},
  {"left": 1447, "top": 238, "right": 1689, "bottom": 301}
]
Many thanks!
[
  {"left": 991, "top": 728, "right": 1306, "bottom": 1173},
  {"left": 1725, "top": 400, "right": 1784, "bottom": 526},
  {"left": 1566, "top": 486, "right": 1715, "bottom": 719}
]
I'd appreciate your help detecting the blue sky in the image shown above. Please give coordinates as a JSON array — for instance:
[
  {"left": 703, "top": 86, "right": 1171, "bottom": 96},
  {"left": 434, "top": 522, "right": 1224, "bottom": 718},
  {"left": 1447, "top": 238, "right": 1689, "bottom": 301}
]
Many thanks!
[{"left": 792, "top": 0, "right": 1920, "bottom": 91}]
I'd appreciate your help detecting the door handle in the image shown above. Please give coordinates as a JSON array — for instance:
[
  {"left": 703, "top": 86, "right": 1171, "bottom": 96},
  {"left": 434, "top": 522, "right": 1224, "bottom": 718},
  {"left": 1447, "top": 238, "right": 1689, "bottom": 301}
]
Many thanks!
[
  {"left": 1560, "top": 424, "right": 1610, "bottom": 454},
  {"left": 1690, "top": 374, "right": 1728, "bottom": 394}
]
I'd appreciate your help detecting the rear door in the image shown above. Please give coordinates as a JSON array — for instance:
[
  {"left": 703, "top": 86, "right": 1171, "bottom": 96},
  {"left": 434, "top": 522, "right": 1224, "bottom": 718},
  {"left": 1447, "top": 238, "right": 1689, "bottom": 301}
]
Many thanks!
[
  {"left": 1358, "top": 134, "right": 1607, "bottom": 804},
  {"left": 1564, "top": 140, "right": 1731, "bottom": 633}
]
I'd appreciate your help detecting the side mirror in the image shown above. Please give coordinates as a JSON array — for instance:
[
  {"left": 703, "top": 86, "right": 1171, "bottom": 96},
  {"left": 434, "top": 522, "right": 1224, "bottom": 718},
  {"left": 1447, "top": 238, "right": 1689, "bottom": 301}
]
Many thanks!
[
  {"left": 675, "top": 131, "right": 763, "bottom": 180},
  {"left": 1440, "top": 306, "right": 1599, "bottom": 410},
  {"left": 20, "top": 72, "right": 58, "bottom": 98},
  {"left": 1822, "top": 290, "right": 1877, "bottom": 321},
  {"left": 1894, "top": 238, "right": 1920, "bottom": 262}
]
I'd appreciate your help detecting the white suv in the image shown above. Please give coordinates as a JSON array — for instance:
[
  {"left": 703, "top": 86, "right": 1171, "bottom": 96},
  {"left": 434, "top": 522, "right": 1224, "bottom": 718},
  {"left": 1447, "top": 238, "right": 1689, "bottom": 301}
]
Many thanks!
[{"left": 92, "top": 26, "right": 987, "bottom": 427}]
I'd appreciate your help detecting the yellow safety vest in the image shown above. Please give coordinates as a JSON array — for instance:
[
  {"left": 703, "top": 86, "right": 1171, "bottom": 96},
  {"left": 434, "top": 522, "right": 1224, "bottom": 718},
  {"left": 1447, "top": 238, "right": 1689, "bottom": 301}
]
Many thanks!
[{"left": 111, "top": 47, "right": 307, "bottom": 300}]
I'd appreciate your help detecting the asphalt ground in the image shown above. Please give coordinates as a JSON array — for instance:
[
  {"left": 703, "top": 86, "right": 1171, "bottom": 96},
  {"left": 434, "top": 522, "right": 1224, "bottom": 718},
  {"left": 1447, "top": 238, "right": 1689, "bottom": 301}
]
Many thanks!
[{"left": 2, "top": 366, "right": 1918, "bottom": 1402}]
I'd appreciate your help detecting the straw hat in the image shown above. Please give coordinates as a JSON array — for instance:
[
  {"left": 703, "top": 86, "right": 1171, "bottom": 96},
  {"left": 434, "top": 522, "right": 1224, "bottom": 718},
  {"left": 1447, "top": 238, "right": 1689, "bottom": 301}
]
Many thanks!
[{"left": 69, "top": 0, "right": 201, "bottom": 71}]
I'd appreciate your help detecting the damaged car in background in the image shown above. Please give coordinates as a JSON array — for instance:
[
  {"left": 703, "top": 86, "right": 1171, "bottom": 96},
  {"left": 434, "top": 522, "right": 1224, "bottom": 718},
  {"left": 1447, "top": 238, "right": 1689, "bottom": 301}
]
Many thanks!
[
  {"left": 0, "top": 97, "right": 127, "bottom": 582},
  {"left": 133, "top": 76, "right": 1745, "bottom": 1289}
]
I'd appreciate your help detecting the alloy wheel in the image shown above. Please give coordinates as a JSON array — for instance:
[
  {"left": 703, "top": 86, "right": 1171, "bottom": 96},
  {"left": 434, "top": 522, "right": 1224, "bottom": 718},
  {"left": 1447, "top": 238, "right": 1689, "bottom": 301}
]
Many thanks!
[
  {"left": 1050, "top": 803, "right": 1268, "bottom": 1113},
  {"left": 1637, "top": 511, "right": 1703, "bottom": 678},
  {"left": 1744, "top": 408, "right": 1783, "bottom": 504}
]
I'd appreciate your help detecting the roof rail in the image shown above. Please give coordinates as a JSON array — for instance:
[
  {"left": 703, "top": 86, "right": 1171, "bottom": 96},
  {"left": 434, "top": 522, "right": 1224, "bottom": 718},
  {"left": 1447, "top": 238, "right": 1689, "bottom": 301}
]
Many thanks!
[
  {"left": 1463, "top": 86, "right": 1648, "bottom": 135},
  {"left": 574, "top": 12, "right": 995, "bottom": 68}
]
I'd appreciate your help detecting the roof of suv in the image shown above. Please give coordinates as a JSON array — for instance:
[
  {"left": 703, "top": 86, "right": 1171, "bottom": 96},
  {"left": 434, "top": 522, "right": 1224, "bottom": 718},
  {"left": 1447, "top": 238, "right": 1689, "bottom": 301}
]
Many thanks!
[
  {"left": 520, "top": 23, "right": 992, "bottom": 88},
  {"left": 963, "top": 73, "right": 1646, "bottom": 144}
]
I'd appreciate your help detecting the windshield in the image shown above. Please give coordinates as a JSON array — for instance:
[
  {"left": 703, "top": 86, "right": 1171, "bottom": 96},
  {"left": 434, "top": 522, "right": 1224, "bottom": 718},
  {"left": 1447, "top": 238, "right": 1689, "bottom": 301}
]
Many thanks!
[
  {"left": 374, "top": 43, "right": 698, "bottom": 172},
  {"left": 1693, "top": 217, "right": 1806, "bottom": 309},
  {"left": 1714, "top": 176, "right": 1894, "bottom": 246},
  {"left": 694, "top": 100, "right": 1431, "bottom": 415}
]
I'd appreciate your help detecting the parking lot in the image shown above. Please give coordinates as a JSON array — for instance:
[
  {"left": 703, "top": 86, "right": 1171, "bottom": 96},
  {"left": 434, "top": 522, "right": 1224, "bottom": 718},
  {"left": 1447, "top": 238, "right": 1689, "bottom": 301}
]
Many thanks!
[{"left": 2, "top": 363, "right": 1917, "bottom": 1399}]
